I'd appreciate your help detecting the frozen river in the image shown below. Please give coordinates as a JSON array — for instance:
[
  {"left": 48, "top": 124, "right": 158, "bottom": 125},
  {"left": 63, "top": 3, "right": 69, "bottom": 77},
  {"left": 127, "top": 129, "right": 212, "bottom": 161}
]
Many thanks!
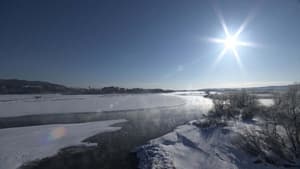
[
  {"left": 0, "top": 92, "right": 213, "bottom": 169},
  {"left": 0, "top": 94, "right": 185, "bottom": 117}
]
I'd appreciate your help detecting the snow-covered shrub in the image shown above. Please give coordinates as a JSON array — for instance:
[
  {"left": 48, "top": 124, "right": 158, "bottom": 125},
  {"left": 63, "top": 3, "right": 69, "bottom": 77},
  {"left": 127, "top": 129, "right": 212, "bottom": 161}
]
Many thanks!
[
  {"left": 238, "top": 84, "right": 300, "bottom": 166},
  {"left": 192, "top": 117, "right": 227, "bottom": 128},
  {"left": 229, "top": 90, "right": 259, "bottom": 121},
  {"left": 207, "top": 90, "right": 260, "bottom": 121},
  {"left": 236, "top": 126, "right": 294, "bottom": 166},
  {"left": 266, "top": 84, "right": 300, "bottom": 158}
]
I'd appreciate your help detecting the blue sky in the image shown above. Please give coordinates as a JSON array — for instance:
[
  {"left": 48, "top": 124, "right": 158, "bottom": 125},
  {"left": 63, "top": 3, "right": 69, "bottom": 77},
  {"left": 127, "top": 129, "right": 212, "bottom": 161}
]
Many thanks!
[{"left": 0, "top": 0, "right": 300, "bottom": 89}]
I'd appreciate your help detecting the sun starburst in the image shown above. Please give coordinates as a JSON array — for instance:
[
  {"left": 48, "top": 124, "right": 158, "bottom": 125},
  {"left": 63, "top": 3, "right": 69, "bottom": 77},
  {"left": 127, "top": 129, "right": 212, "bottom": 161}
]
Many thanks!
[{"left": 209, "top": 7, "right": 259, "bottom": 70}]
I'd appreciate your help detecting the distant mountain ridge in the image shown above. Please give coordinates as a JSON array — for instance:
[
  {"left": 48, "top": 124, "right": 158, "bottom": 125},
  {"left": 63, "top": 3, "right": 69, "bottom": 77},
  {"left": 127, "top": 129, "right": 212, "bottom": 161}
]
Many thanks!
[
  {"left": 0, "top": 79, "right": 292, "bottom": 94},
  {"left": 200, "top": 85, "right": 291, "bottom": 93},
  {"left": 0, "top": 79, "right": 71, "bottom": 94},
  {"left": 0, "top": 79, "right": 174, "bottom": 94}
]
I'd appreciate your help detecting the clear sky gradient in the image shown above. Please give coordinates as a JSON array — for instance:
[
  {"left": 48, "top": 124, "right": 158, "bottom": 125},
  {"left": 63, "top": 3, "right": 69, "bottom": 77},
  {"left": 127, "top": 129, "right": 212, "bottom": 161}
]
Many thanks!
[{"left": 1, "top": 0, "right": 300, "bottom": 89}]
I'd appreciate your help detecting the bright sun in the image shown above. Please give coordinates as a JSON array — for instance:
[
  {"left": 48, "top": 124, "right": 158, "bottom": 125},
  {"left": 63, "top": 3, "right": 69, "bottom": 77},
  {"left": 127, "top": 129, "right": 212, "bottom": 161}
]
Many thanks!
[
  {"left": 224, "top": 36, "right": 238, "bottom": 49},
  {"left": 208, "top": 9, "right": 257, "bottom": 69},
  {"left": 209, "top": 33, "right": 242, "bottom": 63}
]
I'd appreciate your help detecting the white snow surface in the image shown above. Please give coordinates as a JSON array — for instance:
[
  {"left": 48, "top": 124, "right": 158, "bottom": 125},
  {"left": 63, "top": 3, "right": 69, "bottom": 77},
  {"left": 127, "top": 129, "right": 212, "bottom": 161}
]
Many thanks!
[
  {"left": 0, "top": 119, "right": 126, "bottom": 169},
  {"left": 258, "top": 99, "right": 274, "bottom": 107},
  {"left": 136, "top": 120, "right": 281, "bottom": 169},
  {"left": 0, "top": 94, "right": 185, "bottom": 117},
  {"left": 164, "top": 91, "right": 213, "bottom": 111}
]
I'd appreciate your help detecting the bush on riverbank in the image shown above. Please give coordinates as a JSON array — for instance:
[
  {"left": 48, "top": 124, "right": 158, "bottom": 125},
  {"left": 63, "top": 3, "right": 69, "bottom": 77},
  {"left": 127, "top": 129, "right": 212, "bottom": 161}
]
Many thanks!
[
  {"left": 206, "top": 89, "right": 260, "bottom": 121},
  {"left": 253, "top": 84, "right": 300, "bottom": 162},
  {"left": 205, "top": 85, "right": 300, "bottom": 167}
]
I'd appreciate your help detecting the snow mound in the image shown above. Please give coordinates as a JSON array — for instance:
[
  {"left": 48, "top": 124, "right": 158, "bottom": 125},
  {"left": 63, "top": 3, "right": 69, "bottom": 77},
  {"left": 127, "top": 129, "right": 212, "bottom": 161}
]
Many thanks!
[
  {"left": 136, "top": 144, "right": 175, "bottom": 169},
  {"left": 136, "top": 119, "right": 278, "bottom": 169}
]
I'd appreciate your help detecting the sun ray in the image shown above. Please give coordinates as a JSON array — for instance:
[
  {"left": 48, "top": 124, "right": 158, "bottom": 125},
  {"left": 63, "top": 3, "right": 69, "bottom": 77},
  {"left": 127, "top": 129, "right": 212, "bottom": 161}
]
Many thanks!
[
  {"left": 220, "top": 16, "right": 230, "bottom": 37},
  {"left": 234, "top": 2, "right": 261, "bottom": 39},
  {"left": 213, "top": 47, "right": 228, "bottom": 68},
  {"left": 213, "top": 6, "right": 230, "bottom": 37},
  {"left": 234, "top": 15, "right": 251, "bottom": 38},
  {"left": 208, "top": 38, "right": 226, "bottom": 44},
  {"left": 237, "top": 41, "right": 260, "bottom": 48},
  {"left": 232, "top": 48, "right": 243, "bottom": 69}
]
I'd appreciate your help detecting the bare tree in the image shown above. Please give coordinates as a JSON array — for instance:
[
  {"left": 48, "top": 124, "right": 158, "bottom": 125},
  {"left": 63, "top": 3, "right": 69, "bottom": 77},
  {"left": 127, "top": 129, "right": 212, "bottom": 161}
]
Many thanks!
[
  {"left": 278, "top": 84, "right": 300, "bottom": 157},
  {"left": 260, "top": 84, "right": 300, "bottom": 159},
  {"left": 207, "top": 90, "right": 259, "bottom": 121}
]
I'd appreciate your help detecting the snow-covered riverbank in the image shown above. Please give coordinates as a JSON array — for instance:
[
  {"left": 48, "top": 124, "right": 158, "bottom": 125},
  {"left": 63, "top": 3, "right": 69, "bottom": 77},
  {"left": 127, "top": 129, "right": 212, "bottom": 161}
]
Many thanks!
[{"left": 135, "top": 119, "right": 285, "bottom": 169}]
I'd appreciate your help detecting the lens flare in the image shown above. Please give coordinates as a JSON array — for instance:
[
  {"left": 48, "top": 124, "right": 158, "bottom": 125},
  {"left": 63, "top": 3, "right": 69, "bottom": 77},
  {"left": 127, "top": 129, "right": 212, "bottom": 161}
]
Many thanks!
[{"left": 49, "top": 127, "right": 66, "bottom": 140}]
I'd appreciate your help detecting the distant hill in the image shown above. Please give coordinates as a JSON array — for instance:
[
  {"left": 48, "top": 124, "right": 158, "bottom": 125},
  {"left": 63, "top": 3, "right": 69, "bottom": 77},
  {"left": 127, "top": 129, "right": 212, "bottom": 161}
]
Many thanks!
[
  {"left": 241, "top": 85, "right": 290, "bottom": 93},
  {"left": 200, "top": 85, "right": 290, "bottom": 94},
  {"left": 0, "top": 79, "right": 174, "bottom": 94},
  {"left": 1, "top": 79, "right": 291, "bottom": 95},
  {"left": 0, "top": 79, "right": 70, "bottom": 94}
]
